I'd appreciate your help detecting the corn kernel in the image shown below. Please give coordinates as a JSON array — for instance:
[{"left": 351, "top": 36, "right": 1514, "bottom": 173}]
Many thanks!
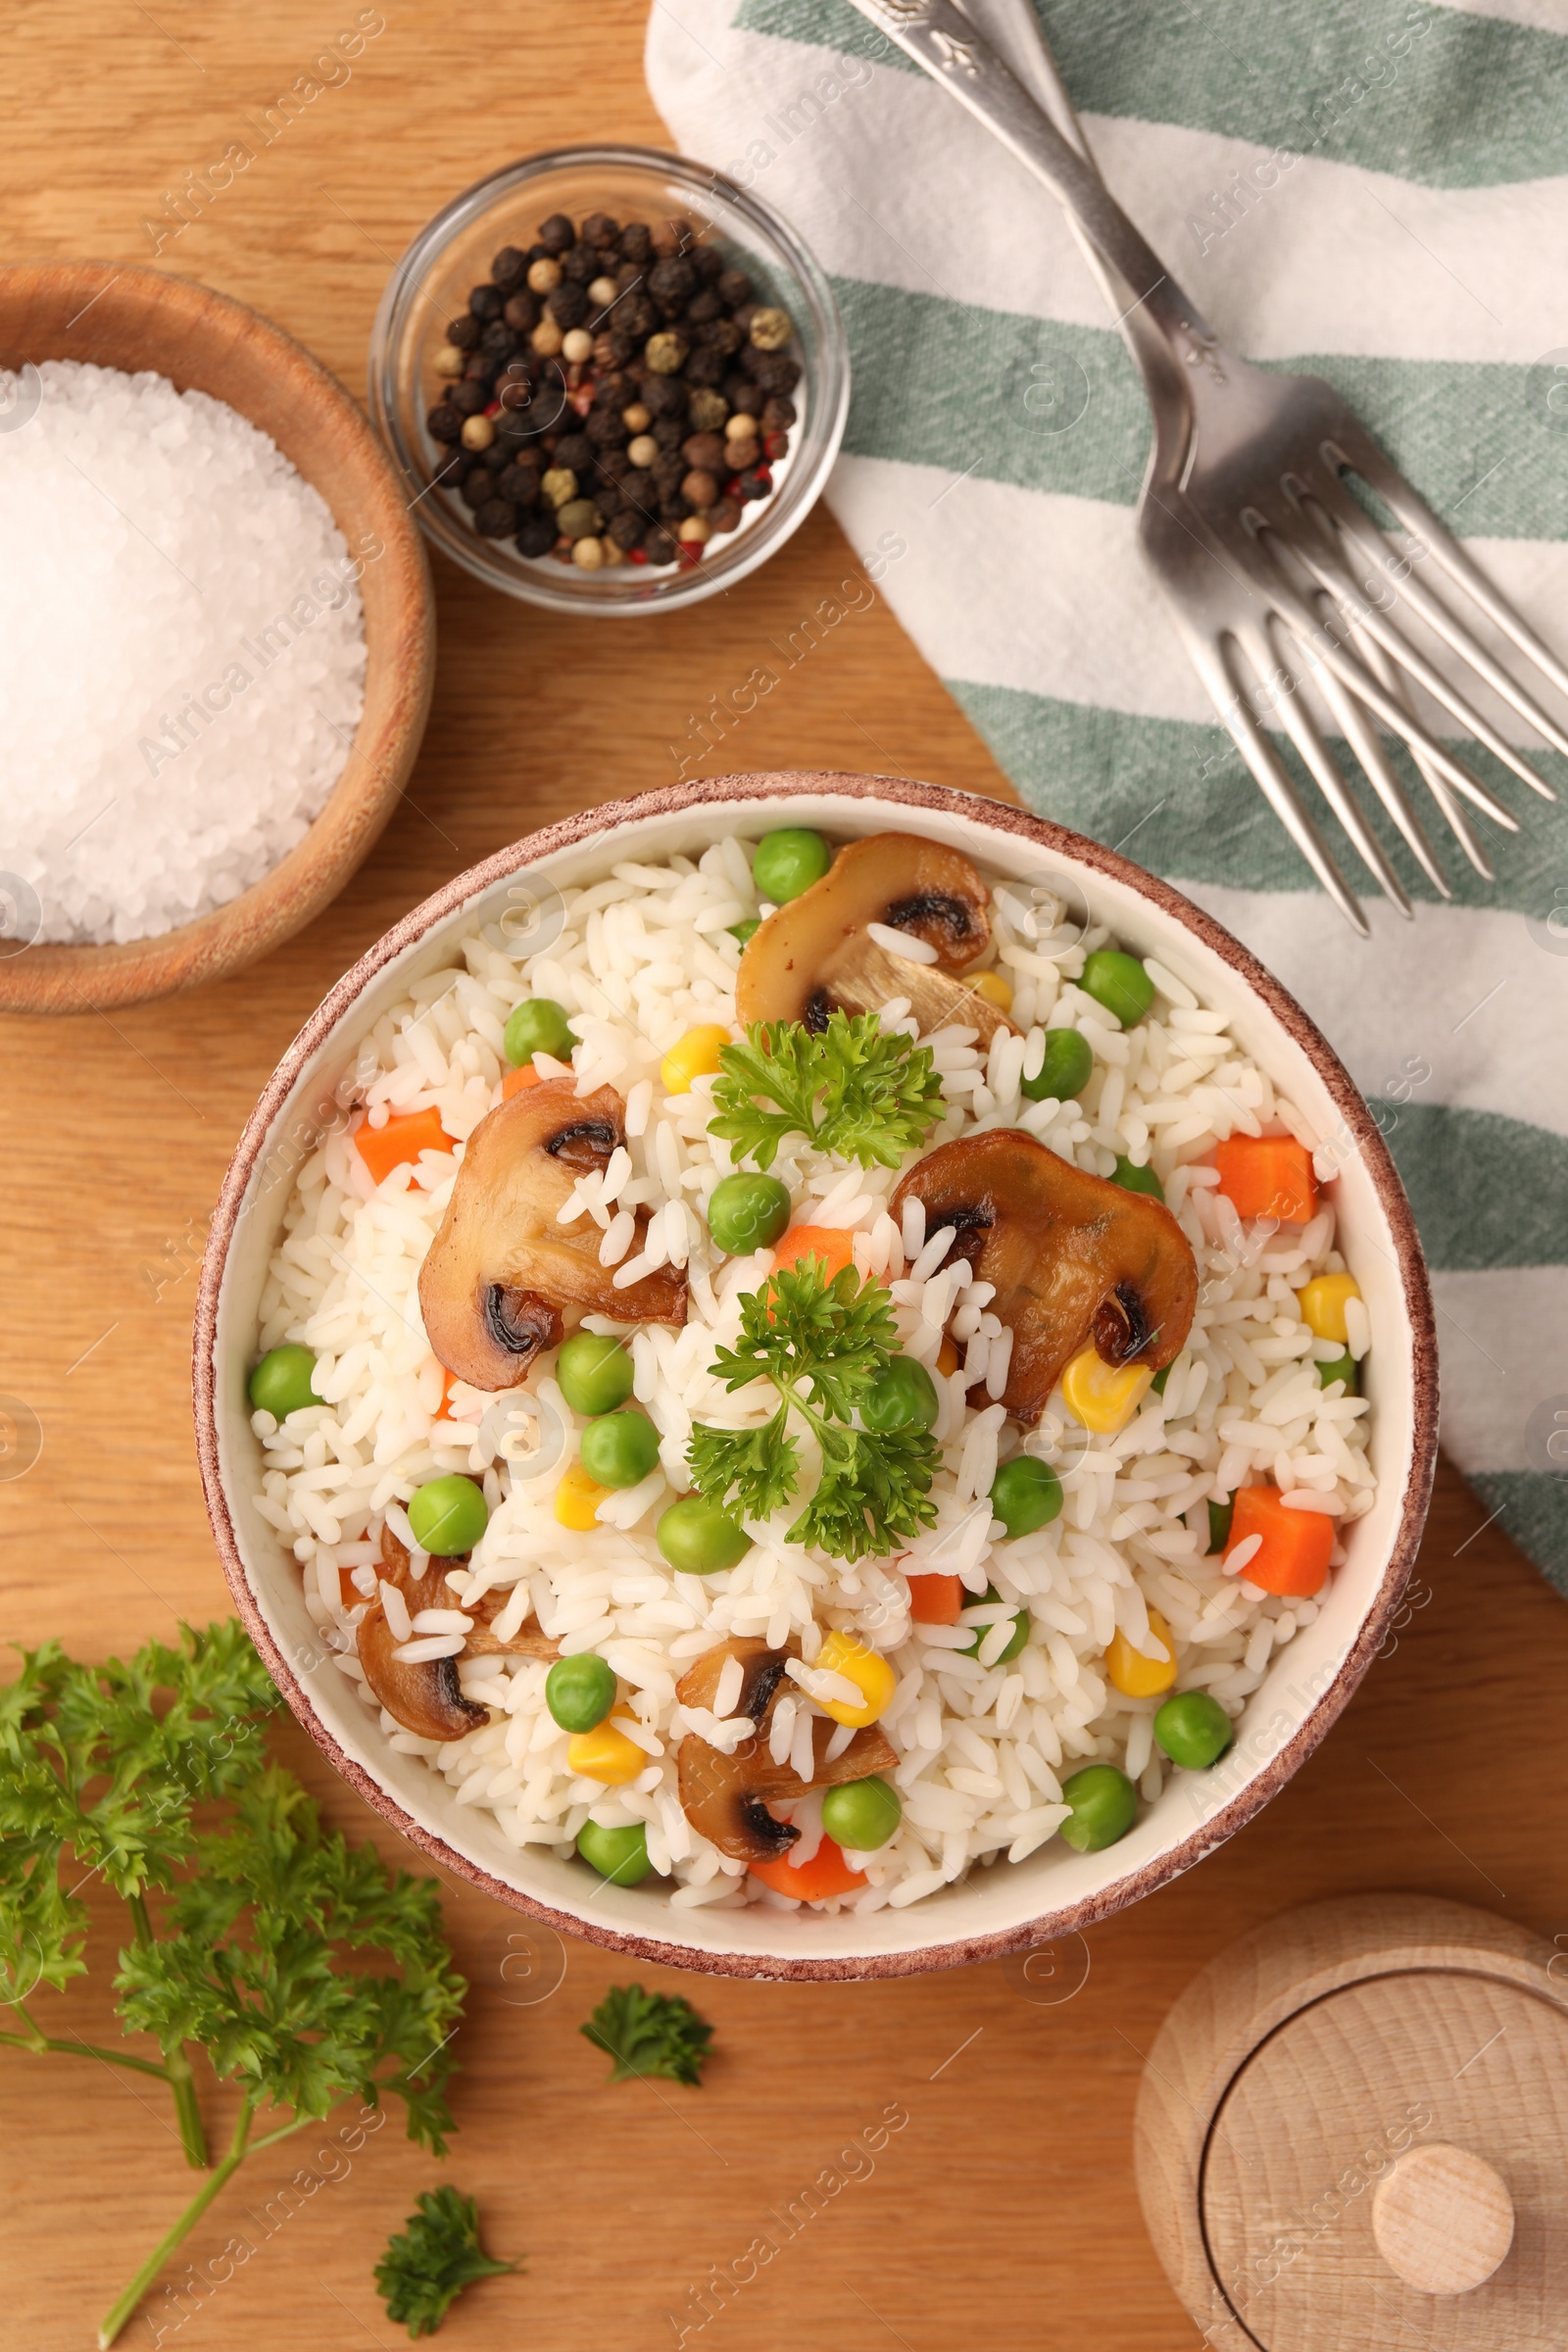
[
  {"left": 661, "top": 1023, "right": 730, "bottom": 1095},
  {"left": 567, "top": 1705, "right": 644, "bottom": 1785},
  {"left": 555, "top": 1462, "right": 607, "bottom": 1531},
  {"left": 968, "top": 969, "right": 1013, "bottom": 1013},
  {"left": 1105, "top": 1605, "right": 1178, "bottom": 1698},
  {"left": 813, "top": 1630, "right": 897, "bottom": 1727},
  {"left": 1061, "top": 1347, "right": 1153, "bottom": 1435},
  {"left": 1297, "top": 1272, "right": 1360, "bottom": 1345}
]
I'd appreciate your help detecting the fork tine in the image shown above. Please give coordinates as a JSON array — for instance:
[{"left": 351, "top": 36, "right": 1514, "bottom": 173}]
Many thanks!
[
  {"left": 1306, "top": 594, "right": 1451, "bottom": 899},
  {"left": 1274, "top": 523, "right": 1555, "bottom": 806},
  {"left": 1259, "top": 620, "right": 1413, "bottom": 916},
  {"left": 1349, "top": 621, "right": 1495, "bottom": 881},
  {"left": 1242, "top": 540, "right": 1522, "bottom": 832},
  {"left": 1190, "top": 632, "right": 1369, "bottom": 935},
  {"left": 1302, "top": 474, "right": 1568, "bottom": 767},
  {"left": 1329, "top": 427, "right": 1568, "bottom": 711}
]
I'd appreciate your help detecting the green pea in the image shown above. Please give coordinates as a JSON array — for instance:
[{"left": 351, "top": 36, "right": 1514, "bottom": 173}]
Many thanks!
[
  {"left": 656, "top": 1494, "right": 752, "bottom": 1576},
  {"left": 1152, "top": 1690, "right": 1234, "bottom": 1771},
  {"left": 1205, "top": 1495, "right": 1234, "bottom": 1555},
  {"left": 1113, "top": 1154, "right": 1164, "bottom": 1201},
  {"left": 576, "top": 1818, "right": 653, "bottom": 1886},
  {"left": 1020, "top": 1026, "right": 1093, "bottom": 1103},
  {"left": 546, "top": 1651, "right": 617, "bottom": 1734},
  {"left": 503, "top": 996, "right": 577, "bottom": 1068},
  {"left": 248, "top": 1344, "right": 320, "bottom": 1420},
  {"left": 990, "top": 1455, "right": 1062, "bottom": 1538},
  {"left": 820, "top": 1777, "right": 902, "bottom": 1852},
  {"left": 1316, "top": 1348, "right": 1358, "bottom": 1395},
  {"left": 752, "top": 827, "right": 832, "bottom": 905},
  {"left": 1059, "top": 1762, "right": 1138, "bottom": 1852},
  {"left": 579, "top": 1410, "right": 662, "bottom": 1490},
  {"left": 1080, "top": 950, "right": 1153, "bottom": 1028},
  {"left": 557, "top": 1332, "right": 635, "bottom": 1417},
  {"left": 408, "top": 1474, "right": 489, "bottom": 1556},
  {"left": 860, "top": 1355, "right": 940, "bottom": 1434},
  {"left": 728, "top": 917, "right": 760, "bottom": 949},
  {"left": 707, "top": 1171, "right": 793, "bottom": 1256},
  {"left": 1151, "top": 1365, "right": 1171, "bottom": 1396},
  {"left": 960, "top": 1585, "right": 1030, "bottom": 1663}
]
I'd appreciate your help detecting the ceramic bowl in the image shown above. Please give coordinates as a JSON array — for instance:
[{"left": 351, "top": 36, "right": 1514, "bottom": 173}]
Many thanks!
[
  {"left": 0, "top": 261, "right": 435, "bottom": 1013},
  {"left": 194, "top": 774, "right": 1438, "bottom": 1980}
]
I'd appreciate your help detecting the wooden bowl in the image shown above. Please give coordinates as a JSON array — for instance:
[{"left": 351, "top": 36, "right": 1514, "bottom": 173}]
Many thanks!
[
  {"left": 194, "top": 775, "right": 1440, "bottom": 1981},
  {"left": 0, "top": 261, "right": 435, "bottom": 1014}
]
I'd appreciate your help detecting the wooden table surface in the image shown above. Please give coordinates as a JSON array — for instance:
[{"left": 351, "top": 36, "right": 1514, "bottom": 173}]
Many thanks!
[{"left": 5, "top": 8, "right": 1567, "bottom": 2348}]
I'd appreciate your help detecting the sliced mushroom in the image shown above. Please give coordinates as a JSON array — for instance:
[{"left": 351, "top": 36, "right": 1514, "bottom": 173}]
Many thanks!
[
  {"left": 736, "top": 833, "right": 1016, "bottom": 1046},
  {"left": 889, "top": 1129, "right": 1199, "bottom": 1426},
  {"left": 418, "top": 1077, "right": 687, "bottom": 1390},
  {"left": 675, "top": 1636, "right": 899, "bottom": 1863},
  {"left": 356, "top": 1522, "right": 556, "bottom": 1739}
]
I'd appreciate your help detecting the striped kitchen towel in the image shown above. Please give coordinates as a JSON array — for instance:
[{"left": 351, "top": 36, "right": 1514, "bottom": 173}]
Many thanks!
[{"left": 647, "top": 0, "right": 1568, "bottom": 1589}]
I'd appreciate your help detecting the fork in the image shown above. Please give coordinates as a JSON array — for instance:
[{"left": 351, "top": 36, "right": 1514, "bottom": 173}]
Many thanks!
[{"left": 843, "top": 0, "right": 1567, "bottom": 933}]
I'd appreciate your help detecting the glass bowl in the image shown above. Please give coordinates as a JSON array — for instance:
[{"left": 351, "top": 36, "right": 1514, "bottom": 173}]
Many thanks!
[{"left": 368, "top": 144, "right": 849, "bottom": 615}]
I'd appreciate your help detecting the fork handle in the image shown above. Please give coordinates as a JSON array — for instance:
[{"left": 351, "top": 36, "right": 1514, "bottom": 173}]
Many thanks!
[{"left": 850, "top": 0, "right": 1212, "bottom": 385}]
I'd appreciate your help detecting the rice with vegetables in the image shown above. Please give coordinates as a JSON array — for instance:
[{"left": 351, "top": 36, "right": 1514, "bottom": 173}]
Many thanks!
[{"left": 250, "top": 823, "right": 1374, "bottom": 1915}]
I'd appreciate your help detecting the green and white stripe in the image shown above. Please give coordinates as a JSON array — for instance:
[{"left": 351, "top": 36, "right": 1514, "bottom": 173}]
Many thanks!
[{"left": 648, "top": 0, "right": 1568, "bottom": 1588}]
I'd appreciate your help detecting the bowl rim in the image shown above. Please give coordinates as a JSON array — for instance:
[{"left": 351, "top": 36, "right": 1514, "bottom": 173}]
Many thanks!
[
  {"left": 0, "top": 259, "right": 435, "bottom": 1014},
  {"left": 194, "top": 772, "right": 1440, "bottom": 1979},
  {"left": 366, "top": 141, "right": 851, "bottom": 616}
]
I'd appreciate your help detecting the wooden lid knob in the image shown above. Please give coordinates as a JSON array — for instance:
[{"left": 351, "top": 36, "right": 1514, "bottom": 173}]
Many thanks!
[{"left": 1371, "top": 2142, "right": 1514, "bottom": 2295}]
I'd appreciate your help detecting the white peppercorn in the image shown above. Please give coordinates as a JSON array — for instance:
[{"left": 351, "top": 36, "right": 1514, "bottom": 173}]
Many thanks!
[
  {"left": 527, "top": 257, "right": 563, "bottom": 293},
  {"left": 541, "top": 466, "right": 577, "bottom": 508},
  {"left": 645, "top": 331, "right": 688, "bottom": 374},
  {"left": 588, "top": 275, "right": 619, "bottom": 307},
  {"left": 571, "top": 535, "right": 605, "bottom": 569},
  {"left": 678, "top": 514, "right": 712, "bottom": 544},
  {"left": 621, "top": 403, "right": 652, "bottom": 434},
  {"left": 749, "top": 306, "right": 792, "bottom": 351},
  {"left": 530, "top": 318, "right": 564, "bottom": 358},
  {"left": 562, "top": 327, "right": 594, "bottom": 364},
  {"left": 433, "top": 344, "right": 467, "bottom": 377},
  {"left": 625, "top": 432, "right": 659, "bottom": 468},
  {"left": 460, "top": 414, "right": 496, "bottom": 451}
]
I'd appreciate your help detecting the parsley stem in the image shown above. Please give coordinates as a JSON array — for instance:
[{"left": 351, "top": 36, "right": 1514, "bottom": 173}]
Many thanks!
[
  {"left": 0, "top": 2018, "right": 173, "bottom": 2080},
  {"left": 127, "top": 1890, "right": 210, "bottom": 2171},
  {"left": 97, "top": 2093, "right": 275, "bottom": 2349}
]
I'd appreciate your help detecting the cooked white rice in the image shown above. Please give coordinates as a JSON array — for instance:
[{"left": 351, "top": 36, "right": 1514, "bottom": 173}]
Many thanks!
[{"left": 251, "top": 834, "right": 1373, "bottom": 1915}]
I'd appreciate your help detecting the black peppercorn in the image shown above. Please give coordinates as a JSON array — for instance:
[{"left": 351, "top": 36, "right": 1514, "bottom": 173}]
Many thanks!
[
  {"left": 426, "top": 404, "right": 463, "bottom": 444},
  {"left": 723, "top": 374, "right": 762, "bottom": 415},
  {"left": 515, "top": 513, "right": 559, "bottom": 557},
  {"left": 460, "top": 470, "right": 494, "bottom": 510},
  {"left": 538, "top": 213, "right": 575, "bottom": 254},
  {"left": 616, "top": 294, "right": 658, "bottom": 340},
  {"left": 685, "top": 349, "right": 727, "bottom": 389},
  {"left": 595, "top": 480, "right": 623, "bottom": 517},
  {"left": 757, "top": 354, "right": 802, "bottom": 396},
  {"left": 582, "top": 211, "right": 620, "bottom": 247},
  {"left": 643, "top": 374, "right": 688, "bottom": 419},
  {"left": 716, "top": 268, "right": 753, "bottom": 310},
  {"left": 760, "top": 395, "right": 797, "bottom": 434},
  {"left": 618, "top": 467, "right": 656, "bottom": 514},
  {"left": 642, "top": 524, "right": 677, "bottom": 564},
  {"left": 560, "top": 243, "right": 597, "bottom": 284},
  {"left": 652, "top": 416, "right": 685, "bottom": 454},
  {"left": 735, "top": 466, "right": 772, "bottom": 503},
  {"left": 447, "top": 315, "right": 480, "bottom": 352},
  {"left": 468, "top": 283, "right": 504, "bottom": 322},
  {"left": 652, "top": 454, "right": 685, "bottom": 496},
  {"left": 464, "top": 354, "right": 499, "bottom": 385},
  {"left": 648, "top": 256, "right": 698, "bottom": 310},
  {"left": 474, "top": 497, "right": 518, "bottom": 538},
  {"left": 503, "top": 290, "right": 540, "bottom": 332},
  {"left": 693, "top": 243, "right": 725, "bottom": 281},
  {"left": 496, "top": 461, "right": 540, "bottom": 506},
  {"left": 480, "top": 320, "right": 518, "bottom": 357},
  {"left": 585, "top": 407, "right": 627, "bottom": 447},
  {"left": 491, "top": 245, "right": 527, "bottom": 292},
  {"left": 554, "top": 431, "right": 594, "bottom": 472},
  {"left": 684, "top": 288, "right": 722, "bottom": 325},
  {"left": 619, "top": 221, "right": 653, "bottom": 263},
  {"left": 546, "top": 281, "right": 589, "bottom": 330},
  {"left": 659, "top": 494, "right": 693, "bottom": 525},
  {"left": 694, "top": 318, "right": 744, "bottom": 357},
  {"left": 450, "top": 380, "right": 489, "bottom": 416},
  {"left": 590, "top": 369, "right": 631, "bottom": 410},
  {"left": 609, "top": 508, "right": 645, "bottom": 551},
  {"left": 597, "top": 330, "right": 638, "bottom": 368}
]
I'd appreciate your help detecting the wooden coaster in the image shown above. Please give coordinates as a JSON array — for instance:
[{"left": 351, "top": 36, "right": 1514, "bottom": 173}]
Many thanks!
[{"left": 1133, "top": 1893, "right": 1568, "bottom": 2350}]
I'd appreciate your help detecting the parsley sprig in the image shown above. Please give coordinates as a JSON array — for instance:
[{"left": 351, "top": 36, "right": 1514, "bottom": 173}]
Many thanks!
[
  {"left": 375, "top": 2186, "right": 520, "bottom": 2338},
  {"left": 0, "top": 1624, "right": 466, "bottom": 2349},
  {"left": 708, "top": 1010, "right": 946, "bottom": 1171},
  {"left": 581, "top": 1983, "right": 714, "bottom": 2085},
  {"left": 689, "top": 1256, "right": 941, "bottom": 1562}
]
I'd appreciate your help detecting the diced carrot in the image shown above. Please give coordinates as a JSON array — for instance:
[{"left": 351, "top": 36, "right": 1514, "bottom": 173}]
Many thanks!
[
  {"left": 501, "top": 1062, "right": 544, "bottom": 1100},
  {"left": 906, "top": 1571, "right": 964, "bottom": 1626},
  {"left": 337, "top": 1562, "right": 359, "bottom": 1608},
  {"left": 936, "top": 1336, "right": 960, "bottom": 1377},
  {"left": 769, "top": 1224, "right": 855, "bottom": 1282},
  {"left": 1211, "top": 1136, "right": 1318, "bottom": 1226},
  {"left": 749, "top": 1835, "right": 865, "bottom": 1902},
  {"left": 355, "top": 1105, "right": 454, "bottom": 1185},
  {"left": 1225, "top": 1484, "right": 1334, "bottom": 1596}
]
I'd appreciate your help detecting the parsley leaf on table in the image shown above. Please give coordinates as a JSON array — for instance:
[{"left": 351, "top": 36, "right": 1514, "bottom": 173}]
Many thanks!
[
  {"left": 689, "top": 1257, "right": 941, "bottom": 1562},
  {"left": 375, "top": 2186, "right": 520, "bottom": 2339},
  {"left": 581, "top": 1984, "right": 715, "bottom": 2086},
  {"left": 708, "top": 1010, "right": 945, "bottom": 1171}
]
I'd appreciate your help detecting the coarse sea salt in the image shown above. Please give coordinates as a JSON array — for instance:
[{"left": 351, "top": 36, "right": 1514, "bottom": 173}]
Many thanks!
[{"left": 0, "top": 359, "right": 369, "bottom": 945}]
